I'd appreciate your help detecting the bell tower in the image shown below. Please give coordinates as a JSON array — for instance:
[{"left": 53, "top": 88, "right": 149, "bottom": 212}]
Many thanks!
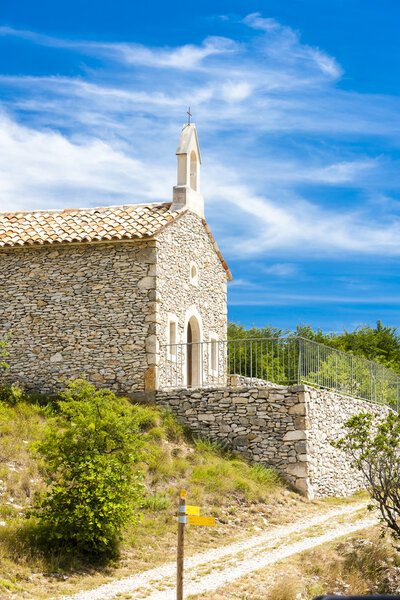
[{"left": 171, "top": 121, "right": 204, "bottom": 218}]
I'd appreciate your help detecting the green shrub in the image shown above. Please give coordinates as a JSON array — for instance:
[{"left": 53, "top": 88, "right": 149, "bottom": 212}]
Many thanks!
[
  {"left": 141, "top": 493, "right": 171, "bottom": 511},
  {"left": 31, "top": 378, "right": 147, "bottom": 556},
  {"left": 0, "top": 383, "right": 23, "bottom": 405},
  {"left": 161, "top": 411, "right": 184, "bottom": 441},
  {"left": 0, "top": 333, "right": 24, "bottom": 406},
  {"left": 0, "top": 332, "right": 11, "bottom": 371},
  {"left": 249, "top": 463, "right": 280, "bottom": 486},
  {"left": 132, "top": 404, "right": 159, "bottom": 431}
]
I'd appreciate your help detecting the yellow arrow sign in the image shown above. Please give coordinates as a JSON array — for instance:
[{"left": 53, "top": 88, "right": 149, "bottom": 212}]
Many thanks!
[
  {"left": 186, "top": 505, "right": 200, "bottom": 516},
  {"left": 188, "top": 515, "right": 215, "bottom": 527},
  {"left": 180, "top": 490, "right": 187, "bottom": 498}
]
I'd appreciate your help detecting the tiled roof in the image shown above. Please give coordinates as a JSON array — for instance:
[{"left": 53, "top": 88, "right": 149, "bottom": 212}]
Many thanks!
[
  {"left": 0, "top": 201, "right": 232, "bottom": 280},
  {"left": 0, "top": 203, "right": 181, "bottom": 247}
]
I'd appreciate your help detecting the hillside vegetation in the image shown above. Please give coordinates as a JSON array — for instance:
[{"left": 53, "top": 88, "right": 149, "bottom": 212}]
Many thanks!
[
  {"left": 0, "top": 386, "right": 331, "bottom": 600},
  {"left": 228, "top": 320, "right": 400, "bottom": 374}
]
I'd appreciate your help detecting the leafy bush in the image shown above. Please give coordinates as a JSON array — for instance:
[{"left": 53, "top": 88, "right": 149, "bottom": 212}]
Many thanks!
[
  {"left": 0, "top": 333, "right": 25, "bottom": 406},
  {"left": 334, "top": 410, "right": 400, "bottom": 544},
  {"left": 31, "top": 378, "right": 146, "bottom": 555},
  {"left": 0, "top": 382, "right": 24, "bottom": 405},
  {"left": 0, "top": 332, "right": 10, "bottom": 371}
]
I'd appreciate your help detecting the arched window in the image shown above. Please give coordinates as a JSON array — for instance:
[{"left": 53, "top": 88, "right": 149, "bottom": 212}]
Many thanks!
[{"left": 190, "top": 151, "right": 198, "bottom": 191}]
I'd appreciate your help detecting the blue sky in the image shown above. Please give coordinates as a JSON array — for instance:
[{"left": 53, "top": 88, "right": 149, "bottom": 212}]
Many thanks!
[{"left": 1, "top": 1, "right": 400, "bottom": 333}]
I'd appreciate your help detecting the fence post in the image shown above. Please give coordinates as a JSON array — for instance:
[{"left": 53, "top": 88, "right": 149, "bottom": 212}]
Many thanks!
[
  {"left": 250, "top": 340, "right": 253, "bottom": 383},
  {"left": 297, "top": 338, "right": 301, "bottom": 384},
  {"left": 177, "top": 492, "right": 186, "bottom": 600},
  {"left": 351, "top": 355, "right": 354, "bottom": 397}
]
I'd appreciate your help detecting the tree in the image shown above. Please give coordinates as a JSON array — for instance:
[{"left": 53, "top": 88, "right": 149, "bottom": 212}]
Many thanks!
[
  {"left": 295, "top": 320, "right": 400, "bottom": 374},
  {"left": 228, "top": 320, "right": 400, "bottom": 385},
  {"left": 32, "top": 378, "right": 146, "bottom": 555},
  {"left": 334, "top": 411, "right": 400, "bottom": 543}
]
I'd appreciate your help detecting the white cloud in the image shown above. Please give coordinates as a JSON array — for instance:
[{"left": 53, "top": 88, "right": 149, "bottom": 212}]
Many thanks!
[
  {"left": 262, "top": 263, "right": 298, "bottom": 277},
  {"left": 0, "top": 112, "right": 168, "bottom": 210},
  {"left": 221, "top": 80, "right": 253, "bottom": 102},
  {"left": 229, "top": 292, "right": 400, "bottom": 306},
  {"left": 243, "top": 13, "right": 343, "bottom": 80},
  {"left": 0, "top": 16, "right": 399, "bottom": 265},
  {"left": 205, "top": 177, "right": 400, "bottom": 258},
  {"left": 0, "top": 104, "right": 396, "bottom": 260},
  {"left": 227, "top": 278, "right": 257, "bottom": 288},
  {"left": 0, "top": 26, "right": 237, "bottom": 70},
  {"left": 102, "top": 36, "right": 238, "bottom": 69}
]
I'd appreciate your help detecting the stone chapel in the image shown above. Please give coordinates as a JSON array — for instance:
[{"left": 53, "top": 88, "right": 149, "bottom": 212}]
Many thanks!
[
  {"left": 0, "top": 123, "right": 232, "bottom": 396},
  {"left": 0, "top": 123, "right": 394, "bottom": 500}
]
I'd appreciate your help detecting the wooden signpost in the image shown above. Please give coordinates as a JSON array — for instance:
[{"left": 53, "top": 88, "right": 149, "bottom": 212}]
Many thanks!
[{"left": 176, "top": 490, "right": 215, "bottom": 600}]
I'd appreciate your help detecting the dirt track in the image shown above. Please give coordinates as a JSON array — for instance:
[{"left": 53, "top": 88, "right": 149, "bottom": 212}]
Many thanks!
[{"left": 61, "top": 502, "right": 376, "bottom": 600}]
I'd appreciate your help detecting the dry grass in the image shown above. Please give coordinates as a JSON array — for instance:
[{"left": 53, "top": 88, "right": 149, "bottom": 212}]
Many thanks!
[
  {"left": 269, "top": 577, "right": 302, "bottom": 600},
  {"left": 188, "top": 525, "right": 400, "bottom": 600},
  {"left": 0, "top": 396, "right": 365, "bottom": 600}
]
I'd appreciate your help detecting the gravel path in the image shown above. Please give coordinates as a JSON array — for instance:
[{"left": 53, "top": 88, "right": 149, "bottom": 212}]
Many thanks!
[{"left": 61, "top": 502, "right": 375, "bottom": 600}]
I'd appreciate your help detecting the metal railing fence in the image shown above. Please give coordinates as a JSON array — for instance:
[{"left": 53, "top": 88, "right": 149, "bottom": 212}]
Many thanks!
[{"left": 160, "top": 336, "right": 399, "bottom": 411}]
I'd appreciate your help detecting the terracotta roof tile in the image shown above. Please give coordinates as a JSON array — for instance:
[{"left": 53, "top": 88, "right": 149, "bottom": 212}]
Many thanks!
[
  {"left": 0, "top": 203, "right": 180, "bottom": 248},
  {"left": 0, "top": 202, "right": 232, "bottom": 280}
]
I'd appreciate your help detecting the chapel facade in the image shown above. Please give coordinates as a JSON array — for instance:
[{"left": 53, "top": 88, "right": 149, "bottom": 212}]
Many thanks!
[{"left": 0, "top": 124, "right": 231, "bottom": 396}]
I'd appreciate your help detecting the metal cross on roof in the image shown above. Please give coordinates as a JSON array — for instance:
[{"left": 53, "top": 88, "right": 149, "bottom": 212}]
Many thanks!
[{"left": 187, "top": 107, "right": 192, "bottom": 124}]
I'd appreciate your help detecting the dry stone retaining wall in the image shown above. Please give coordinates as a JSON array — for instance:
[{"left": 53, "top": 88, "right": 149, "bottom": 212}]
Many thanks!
[
  {"left": 156, "top": 384, "right": 391, "bottom": 498},
  {"left": 306, "top": 387, "right": 391, "bottom": 496}
]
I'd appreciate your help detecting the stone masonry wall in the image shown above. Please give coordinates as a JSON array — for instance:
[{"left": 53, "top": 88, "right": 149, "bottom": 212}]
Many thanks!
[
  {"left": 155, "top": 212, "right": 228, "bottom": 388},
  {"left": 156, "top": 384, "right": 391, "bottom": 498},
  {"left": 306, "top": 386, "right": 391, "bottom": 497},
  {"left": 156, "top": 385, "right": 312, "bottom": 495},
  {"left": 0, "top": 241, "right": 157, "bottom": 393}
]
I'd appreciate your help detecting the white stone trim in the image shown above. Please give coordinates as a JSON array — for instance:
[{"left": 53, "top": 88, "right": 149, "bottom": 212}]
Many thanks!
[
  {"left": 167, "top": 313, "right": 179, "bottom": 362},
  {"left": 208, "top": 332, "right": 219, "bottom": 376},
  {"left": 184, "top": 306, "right": 203, "bottom": 340},
  {"left": 183, "top": 306, "right": 203, "bottom": 387}
]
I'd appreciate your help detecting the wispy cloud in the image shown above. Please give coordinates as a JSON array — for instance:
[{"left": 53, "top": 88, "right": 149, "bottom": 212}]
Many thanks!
[
  {"left": 205, "top": 178, "right": 400, "bottom": 258},
  {"left": 0, "top": 111, "right": 167, "bottom": 210},
  {"left": 0, "top": 26, "right": 238, "bottom": 70},
  {"left": 243, "top": 13, "right": 343, "bottom": 79},
  {"left": 0, "top": 14, "right": 399, "bottom": 265},
  {"left": 262, "top": 263, "right": 299, "bottom": 277},
  {"left": 229, "top": 293, "right": 400, "bottom": 307}
]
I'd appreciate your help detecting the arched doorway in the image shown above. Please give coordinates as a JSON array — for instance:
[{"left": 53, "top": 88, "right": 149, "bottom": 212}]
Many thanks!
[{"left": 187, "top": 315, "right": 201, "bottom": 387}]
